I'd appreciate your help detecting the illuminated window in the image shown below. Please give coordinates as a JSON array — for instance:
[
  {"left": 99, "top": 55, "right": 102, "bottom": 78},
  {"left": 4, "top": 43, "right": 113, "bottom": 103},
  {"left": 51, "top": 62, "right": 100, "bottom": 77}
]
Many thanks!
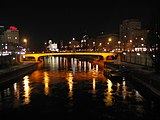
[
  {"left": 8, "top": 36, "right": 11, "bottom": 39},
  {"left": 5, "top": 46, "right": 7, "bottom": 49}
]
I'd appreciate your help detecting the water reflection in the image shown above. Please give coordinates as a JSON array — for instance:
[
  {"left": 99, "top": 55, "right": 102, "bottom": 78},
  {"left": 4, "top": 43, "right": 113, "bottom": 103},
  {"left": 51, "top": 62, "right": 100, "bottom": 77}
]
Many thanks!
[
  {"left": 92, "top": 78, "right": 96, "bottom": 94},
  {"left": 0, "top": 56, "right": 159, "bottom": 119},
  {"left": 92, "top": 65, "right": 98, "bottom": 94},
  {"left": 104, "top": 79, "right": 113, "bottom": 106},
  {"left": 84, "top": 61, "right": 86, "bottom": 72},
  {"left": 66, "top": 72, "right": 74, "bottom": 99},
  {"left": 77, "top": 60, "right": 80, "bottom": 72},
  {"left": 4, "top": 88, "right": 10, "bottom": 97},
  {"left": 23, "top": 75, "right": 31, "bottom": 104},
  {"left": 44, "top": 72, "right": 50, "bottom": 95},
  {"left": 115, "top": 82, "right": 120, "bottom": 96},
  {"left": 96, "top": 64, "right": 98, "bottom": 73},
  {"left": 88, "top": 62, "right": 91, "bottom": 71},
  {"left": 13, "top": 83, "right": 20, "bottom": 100},
  {"left": 71, "top": 58, "right": 76, "bottom": 75},
  {"left": 122, "top": 80, "right": 127, "bottom": 100}
]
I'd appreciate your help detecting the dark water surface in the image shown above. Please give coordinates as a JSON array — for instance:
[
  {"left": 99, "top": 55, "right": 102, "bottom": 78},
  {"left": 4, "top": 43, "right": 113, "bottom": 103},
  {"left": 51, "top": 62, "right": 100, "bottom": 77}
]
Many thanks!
[{"left": 0, "top": 56, "right": 159, "bottom": 120}]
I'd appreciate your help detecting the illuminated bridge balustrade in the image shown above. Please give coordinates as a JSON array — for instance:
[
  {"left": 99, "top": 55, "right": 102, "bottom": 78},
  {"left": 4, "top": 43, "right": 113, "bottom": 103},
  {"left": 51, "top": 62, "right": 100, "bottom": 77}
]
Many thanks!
[{"left": 20, "top": 52, "right": 120, "bottom": 63}]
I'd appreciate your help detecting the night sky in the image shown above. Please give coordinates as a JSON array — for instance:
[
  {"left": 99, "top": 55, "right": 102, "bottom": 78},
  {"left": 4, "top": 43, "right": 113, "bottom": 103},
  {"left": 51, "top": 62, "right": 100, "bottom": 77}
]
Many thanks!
[{"left": 0, "top": 0, "right": 158, "bottom": 51}]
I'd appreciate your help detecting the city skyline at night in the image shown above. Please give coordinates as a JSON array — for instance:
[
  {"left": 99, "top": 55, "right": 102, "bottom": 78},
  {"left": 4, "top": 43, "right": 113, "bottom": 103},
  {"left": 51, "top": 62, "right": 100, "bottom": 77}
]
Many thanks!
[{"left": 0, "top": 0, "right": 159, "bottom": 51}]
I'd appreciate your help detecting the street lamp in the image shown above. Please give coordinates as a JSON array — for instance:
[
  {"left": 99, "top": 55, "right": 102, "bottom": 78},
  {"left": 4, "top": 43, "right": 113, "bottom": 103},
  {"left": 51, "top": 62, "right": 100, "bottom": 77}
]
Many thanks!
[
  {"left": 118, "top": 41, "right": 121, "bottom": 51},
  {"left": 108, "top": 38, "right": 112, "bottom": 51},
  {"left": 23, "top": 38, "right": 28, "bottom": 52},
  {"left": 23, "top": 39, "right": 27, "bottom": 47}
]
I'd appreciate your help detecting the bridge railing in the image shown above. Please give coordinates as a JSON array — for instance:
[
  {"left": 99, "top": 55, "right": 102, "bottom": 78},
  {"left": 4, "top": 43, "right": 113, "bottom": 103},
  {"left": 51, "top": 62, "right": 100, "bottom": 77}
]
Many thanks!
[{"left": 20, "top": 52, "right": 120, "bottom": 63}]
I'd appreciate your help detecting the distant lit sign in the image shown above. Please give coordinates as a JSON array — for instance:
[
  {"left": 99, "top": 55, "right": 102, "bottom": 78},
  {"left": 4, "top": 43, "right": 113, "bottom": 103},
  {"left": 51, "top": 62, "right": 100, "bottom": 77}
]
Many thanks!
[{"left": 10, "top": 26, "right": 17, "bottom": 30}]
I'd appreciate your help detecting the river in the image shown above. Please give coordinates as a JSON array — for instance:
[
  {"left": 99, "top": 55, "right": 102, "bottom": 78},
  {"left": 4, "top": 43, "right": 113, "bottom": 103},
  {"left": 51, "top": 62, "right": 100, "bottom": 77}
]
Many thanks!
[{"left": 0, "top": 56, "right": 159, "bottom": 120}]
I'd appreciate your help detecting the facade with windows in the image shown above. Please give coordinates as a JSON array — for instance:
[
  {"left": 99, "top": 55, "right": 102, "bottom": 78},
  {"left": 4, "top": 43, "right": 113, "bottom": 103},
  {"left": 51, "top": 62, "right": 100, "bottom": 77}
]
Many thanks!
[
  {"left": 120, "top": 19, "right": 148, "bottom": 52},
  {"left": 0, "top": 26, "right": 21, "bottom": 56},
  {"left": 68, "top": 38, "right": 80, "bottom": 51},
  {"left": 87, "top": 34, "right": 119, "bottom": 52}
]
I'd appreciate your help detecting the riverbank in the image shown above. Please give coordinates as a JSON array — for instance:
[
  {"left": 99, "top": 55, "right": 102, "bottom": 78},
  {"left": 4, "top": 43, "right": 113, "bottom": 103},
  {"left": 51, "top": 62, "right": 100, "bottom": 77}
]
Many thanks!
[
  {"left": 0, "top": 61, "right": 38, "bottom": 87},
  {"left": 104, "top": 61, "right": 160, "bottom": 99}
]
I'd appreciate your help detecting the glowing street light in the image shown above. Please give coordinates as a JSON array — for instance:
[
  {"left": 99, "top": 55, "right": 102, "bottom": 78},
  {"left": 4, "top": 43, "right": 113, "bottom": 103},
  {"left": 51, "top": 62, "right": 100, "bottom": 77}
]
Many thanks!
[
  {"left": 24, "top": 38, "right": 27, "bottom": 43},
  {"left": 118, "top": 41, "right": 121, "bottom": 51},
  {"left": 108, "top": 38, "right": 112, "bottom": 42},
  {"left": 23, "top": 38, "right": 27, "bottom": 47},
  {"left": 23, "top": 38, "right": 28, "bottom": 52}
]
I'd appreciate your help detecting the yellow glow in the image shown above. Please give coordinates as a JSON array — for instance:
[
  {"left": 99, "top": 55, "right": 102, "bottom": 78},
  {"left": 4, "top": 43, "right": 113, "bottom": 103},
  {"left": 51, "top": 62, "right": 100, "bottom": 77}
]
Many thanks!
[
  {"left": 78, "top": 61, "right": 81, "bottom": 71},
  {"left": 92, "top": 78, "right": 96, "bottom": 94},
  {"left": 115, "top": 82, "right": 120, "bottom": 95},
  {"left": 88, "top": 62, "right": 91, "bottom": 72},
  {"left": 24, "top": 52, "right": 116, "bottom": 62},
  {"left": 84, "top": 61, "right": 86, "bottom": 72},
  {"left": 66, "top": 72, "right": 74, "bottom": 98},
  {"left": 14, "top": 83, "right": 20, "bottom": 100},
  {"left": 122, "top": 80, "right": 127, "bottom": 100},
  {"left": 23, "top": 38, "right": 27, "bottom": 43},
  {"left": 130, "top": 40, "right": 132, "bottom": 43},
  {"left": 23, "top": 75, "right": 31, "bottom": 104},
  {"left": 96, "top": 65, "right": 98, "bottom": 73},
  {"left": 104, "top": 79, "right": 113, "bottom": 106},
  {"left": 44, "top": 72, "right": 50, "bottom": 95},
  {"left": 108, "top": 38, "right": 112, "bottom": 42},
  {"left": 118, "top": 41, "right": 121, "bottom": 44}
]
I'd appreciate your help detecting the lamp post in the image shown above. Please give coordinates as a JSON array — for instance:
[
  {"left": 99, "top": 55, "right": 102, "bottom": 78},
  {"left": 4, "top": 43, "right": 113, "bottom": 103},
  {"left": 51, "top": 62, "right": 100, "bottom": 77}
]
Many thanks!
[
  {"left": 23, "top": 38, "right": 27, "bottom": 52},
  {"left": 108, "top": 38, "right": 112, "bottom": 51},
  {"left": 118, "top": 41, "right": 121, "bottom": 51}
]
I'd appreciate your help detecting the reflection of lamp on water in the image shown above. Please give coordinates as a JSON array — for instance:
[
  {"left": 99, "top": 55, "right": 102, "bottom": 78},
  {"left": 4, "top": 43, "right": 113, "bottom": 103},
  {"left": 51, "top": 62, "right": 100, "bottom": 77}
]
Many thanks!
[
  {"left": 23, "top": 75, "right": 30, "bottom": 104},
  {"left": 14, "top": 83, "right": 20, "bottom": 100},
  {"left": 122, "top": 80, "right": 127, "bottom": 100},
  {"left": 92, "top": 78, "right": 96, "bottom": 94},
  {"left": 104, "top": 79, "right": 113, "bottom": 106},
  {"left": 44, "top": 72, "right": 50, "bottom": 95},
  {"left": 67, "top": 72, "right": 74, "bottom": 99}
]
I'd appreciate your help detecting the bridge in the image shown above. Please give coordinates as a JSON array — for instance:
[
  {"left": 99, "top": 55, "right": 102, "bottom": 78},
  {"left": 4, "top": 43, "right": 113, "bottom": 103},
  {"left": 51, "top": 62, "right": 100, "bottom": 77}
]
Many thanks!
[{"left": 20, "top": 52, "right": 120, "bottom": 62}]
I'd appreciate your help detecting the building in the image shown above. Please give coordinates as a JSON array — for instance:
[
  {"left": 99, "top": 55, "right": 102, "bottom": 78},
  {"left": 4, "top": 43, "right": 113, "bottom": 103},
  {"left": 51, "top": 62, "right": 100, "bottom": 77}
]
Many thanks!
[
  {"left": 80, "top": 35, "right": 89, "bottom": 51},
  {"left": 120, "top": 19, "right": 148, "bottom": 52},
  {"left": 68, "top": 38, "right": 80, "bottom": 51},
  {"left": 88, "top": 34, "right": 119, "bottom": 52},
  {"left": 46, "top": 40, "right": 59, "bottom": 52},
  {"left": 0, "top": 26, "right": 5, "bottom": 35},
  {"left": 0, "top": 26, "right": 20, "bottom": 55}
]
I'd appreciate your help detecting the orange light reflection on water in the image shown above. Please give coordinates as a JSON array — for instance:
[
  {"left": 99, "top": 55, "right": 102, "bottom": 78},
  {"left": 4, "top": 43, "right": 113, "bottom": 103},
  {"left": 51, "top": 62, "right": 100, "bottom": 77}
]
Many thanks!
[
  {"left": 44, "top": 72, "right": 50, "bottom": 95},
  {"left": 66, "top": 72, "right": 74, "bottom": 99},
  {"left": 104, "top": 79, "right": 113, "bottom": 106},
  {"left": 23, "top": 75, "right": 31, "bottom": 104}
]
